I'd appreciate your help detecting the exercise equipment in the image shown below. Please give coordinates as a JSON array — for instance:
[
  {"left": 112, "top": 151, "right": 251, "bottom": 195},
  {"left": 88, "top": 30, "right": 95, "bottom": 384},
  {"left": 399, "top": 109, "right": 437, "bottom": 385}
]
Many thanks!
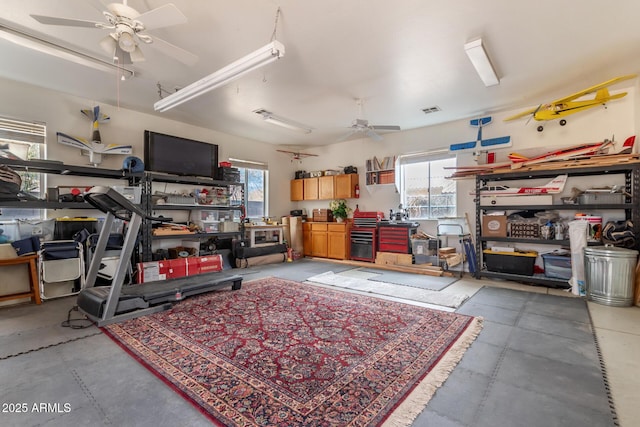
[{"left": 77, "top": 186, "right": 242, "bottom": 326}]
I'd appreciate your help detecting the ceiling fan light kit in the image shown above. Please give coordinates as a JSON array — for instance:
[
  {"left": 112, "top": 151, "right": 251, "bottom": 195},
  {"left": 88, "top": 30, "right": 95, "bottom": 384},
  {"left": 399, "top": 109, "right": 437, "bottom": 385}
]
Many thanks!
[
  {"left": 254, "top": 109, "right": 313, "bottom": 133},
  {"left": 154, "top": 40, "right": 285, "bottom": 112},
  {"left": 464, "top": 38, "right": 499, "bottom": 87},
  {"left": 0, "top": 24, "right": 134, "bottom": 78}
]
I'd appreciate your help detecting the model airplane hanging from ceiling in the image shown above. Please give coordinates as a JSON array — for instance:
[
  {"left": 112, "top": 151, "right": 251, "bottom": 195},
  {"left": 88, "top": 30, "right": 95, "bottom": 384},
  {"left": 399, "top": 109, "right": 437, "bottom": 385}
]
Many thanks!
[
  {"left": 277, "top": 149, "right": 318, "bottom": 162},
  {"left": 57, "top": 106, "right": 132, "bottom": 166},
  {"left": 504, "top": 74, "right": 637, "bottom": 131},
  {"left": 449, "top": 116, "right": 511, "bottom": 152}
]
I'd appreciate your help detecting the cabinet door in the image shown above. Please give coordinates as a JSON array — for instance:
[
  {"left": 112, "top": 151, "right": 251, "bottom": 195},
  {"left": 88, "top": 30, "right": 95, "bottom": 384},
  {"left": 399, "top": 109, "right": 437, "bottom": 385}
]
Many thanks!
[
  {"left": 311, "top": 231, "right": 328, "bottom": 257},
  {"left": 327, "top": 223, "right": 348, "bottom": 259},
  {"left": 318, "top": 175, "right": 335, "bottom": 200},
  {"left": 303, "top": 178, "right": 318, "bottom": 200},
  {"left": 290, "top": 179, "right": 304, "bottom": 201},
  {"left": 303, "top": 226, "right": 312, "bottom": 256},
  {"left": 334, "top": 174, "right": 357, "bottom": 199}
]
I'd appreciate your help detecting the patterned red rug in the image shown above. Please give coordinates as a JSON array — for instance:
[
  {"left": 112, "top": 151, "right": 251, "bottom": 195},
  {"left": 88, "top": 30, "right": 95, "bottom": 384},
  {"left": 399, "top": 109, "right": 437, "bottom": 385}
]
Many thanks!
[{"left": 103, "top": 277, "right": 482, "bottom": 426}]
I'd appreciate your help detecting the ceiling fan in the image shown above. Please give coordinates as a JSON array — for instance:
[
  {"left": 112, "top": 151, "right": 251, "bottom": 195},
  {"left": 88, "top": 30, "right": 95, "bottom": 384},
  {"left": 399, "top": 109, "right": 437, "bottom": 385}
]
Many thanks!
[
  {"left": 338, "top": 98, "right": 401, "bottom": 142},
  {"left": 277, "top": 149, "right": 318, "bottom": 162},
  {"left": 30, "top": 0, "right": 198, "bottom": 65}
]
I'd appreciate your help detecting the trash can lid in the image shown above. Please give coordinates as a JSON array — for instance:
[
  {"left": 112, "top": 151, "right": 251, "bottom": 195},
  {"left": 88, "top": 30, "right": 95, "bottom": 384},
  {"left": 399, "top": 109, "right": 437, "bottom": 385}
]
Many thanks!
[{"left": 584, "top": 245, "right": 638, "bottom": 257}]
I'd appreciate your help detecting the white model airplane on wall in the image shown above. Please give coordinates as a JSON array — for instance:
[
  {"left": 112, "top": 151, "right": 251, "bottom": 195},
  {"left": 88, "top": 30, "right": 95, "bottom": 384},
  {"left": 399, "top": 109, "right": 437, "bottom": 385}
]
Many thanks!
[
  {"left": 473, "top": 174, "right": 568, "bottom": 196},
  {"left": 57, "top": 106, "right": 132, "bottom": 166}
]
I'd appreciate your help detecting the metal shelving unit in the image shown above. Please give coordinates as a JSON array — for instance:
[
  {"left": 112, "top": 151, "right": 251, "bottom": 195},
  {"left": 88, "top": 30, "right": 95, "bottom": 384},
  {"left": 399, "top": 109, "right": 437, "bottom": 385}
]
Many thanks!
[
  {"left": 475, "top": 163, "right": 640, "bottom": 287},
  {"left": 139, "top": 172, "right": 245, "bottom": 262}
]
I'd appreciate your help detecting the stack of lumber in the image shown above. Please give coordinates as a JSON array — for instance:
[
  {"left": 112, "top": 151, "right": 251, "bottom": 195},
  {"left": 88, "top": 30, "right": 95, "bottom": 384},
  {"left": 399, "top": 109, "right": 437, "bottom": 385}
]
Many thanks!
[
  {"left": 439, "top": 247, "right": 463, "bottom": 267},
  {"left": 448, "top": 153, "right": 640, "bottom": 179}
]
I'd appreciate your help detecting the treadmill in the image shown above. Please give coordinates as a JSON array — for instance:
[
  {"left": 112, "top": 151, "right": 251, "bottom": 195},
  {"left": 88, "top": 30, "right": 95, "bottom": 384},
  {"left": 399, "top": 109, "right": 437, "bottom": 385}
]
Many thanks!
[{"left": 77, "top": 186, "right": 242, "bottom": 326}]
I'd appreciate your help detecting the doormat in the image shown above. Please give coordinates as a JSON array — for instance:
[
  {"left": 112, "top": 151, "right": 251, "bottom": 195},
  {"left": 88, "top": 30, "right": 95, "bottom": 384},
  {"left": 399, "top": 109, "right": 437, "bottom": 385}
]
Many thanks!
[
  {"left": 306, "top": 271, "right": 470, "bottom": 308},
  {"left": 103, "top": 277, "right": 481, "bottom": 426}
]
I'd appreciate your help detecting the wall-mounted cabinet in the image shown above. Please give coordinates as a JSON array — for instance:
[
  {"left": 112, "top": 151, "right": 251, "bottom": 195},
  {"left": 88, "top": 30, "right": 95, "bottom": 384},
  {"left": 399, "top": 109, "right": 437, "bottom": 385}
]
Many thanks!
[
  {"left": 290, "top": 179, "right": 304, "bottom": 201},
  {"left": 303, "top": 178, "right": 319, "bottom": 200},
  {"left": 290, "top": 174, "right": 359, "bottom": 201}
]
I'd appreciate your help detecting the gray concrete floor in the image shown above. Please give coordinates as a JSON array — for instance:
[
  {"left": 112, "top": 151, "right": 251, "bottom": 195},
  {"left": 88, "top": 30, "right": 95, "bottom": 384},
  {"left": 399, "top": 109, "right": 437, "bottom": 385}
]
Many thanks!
[{"left": 0, "top": 259, "right": 617, "bottom": 426}]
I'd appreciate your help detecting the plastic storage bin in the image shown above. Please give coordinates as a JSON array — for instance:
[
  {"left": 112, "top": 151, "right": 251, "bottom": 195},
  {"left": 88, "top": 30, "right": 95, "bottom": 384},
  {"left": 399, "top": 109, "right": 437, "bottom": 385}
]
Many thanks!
[
  {"left": 18, "top": 219, "right": 55, "bottom": 241},
  {"left": 483, "top": 250, "right": 537, "bottom": 276},
  {"left": 542, "top": 252, "right": 572, "bottom": 280}
]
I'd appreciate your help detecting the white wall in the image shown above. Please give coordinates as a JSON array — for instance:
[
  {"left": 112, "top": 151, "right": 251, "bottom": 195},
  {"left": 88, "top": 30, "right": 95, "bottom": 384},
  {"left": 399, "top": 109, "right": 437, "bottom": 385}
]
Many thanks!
[
  {"left": 300, "top": 82, "right": 637, "bottom": 235},
  {"left": 0, "top": 77, "right": 294, "bottom": 220},
  {"left": 1, "top": 76, "right": 637, "bottom": 234}
]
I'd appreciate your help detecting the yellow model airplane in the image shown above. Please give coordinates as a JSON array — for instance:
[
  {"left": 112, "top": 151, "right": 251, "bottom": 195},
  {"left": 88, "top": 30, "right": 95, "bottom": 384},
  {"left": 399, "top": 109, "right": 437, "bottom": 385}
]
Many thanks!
[{"left": 504, "top": 74, "right": 637, "bottom": 131}]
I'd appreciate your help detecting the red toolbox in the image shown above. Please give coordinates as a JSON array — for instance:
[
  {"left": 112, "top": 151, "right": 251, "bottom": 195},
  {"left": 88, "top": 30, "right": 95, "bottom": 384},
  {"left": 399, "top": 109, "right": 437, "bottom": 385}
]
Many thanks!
[{"left": 377, "top": 222, "right": 419, "bottom": 254}]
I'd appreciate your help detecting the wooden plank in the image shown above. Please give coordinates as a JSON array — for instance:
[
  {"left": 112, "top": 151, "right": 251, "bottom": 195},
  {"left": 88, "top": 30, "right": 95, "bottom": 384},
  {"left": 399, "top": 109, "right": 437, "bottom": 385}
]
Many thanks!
[{"left": 308, "top": 256, "right": 446, "bottom": 276}]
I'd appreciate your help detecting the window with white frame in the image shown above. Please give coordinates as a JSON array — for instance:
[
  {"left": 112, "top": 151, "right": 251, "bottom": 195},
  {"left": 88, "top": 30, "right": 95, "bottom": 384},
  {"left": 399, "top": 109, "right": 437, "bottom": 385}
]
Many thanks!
[
  {"left": 0, "top": 117, "right": 46, "bottom": 226},
  {"left": 229, "top": 158, "right": 268, "bottom": 219},
  {"left": 398, "top": 152, "right": 457, "bottom": 220}
]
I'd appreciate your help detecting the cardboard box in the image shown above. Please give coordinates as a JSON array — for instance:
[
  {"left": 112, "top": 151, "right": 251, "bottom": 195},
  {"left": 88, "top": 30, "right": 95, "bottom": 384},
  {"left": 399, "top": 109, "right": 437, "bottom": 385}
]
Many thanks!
[
  {"left": 482, "top": 215, "right": 507, "bottom": 237},
  {"left": 137, "top": 260, "right": 169, "bottom": 283},
  {"left": 199, "top": 254, "right": 223, "bottom": 273},
  {"left": 168, "top": 258, "right": 188, "bottom": 278},
  {"left": 375, "top": 252, "right": 413, "bottom": 265},
  {"left": 186, "top": 257, "right": 201, "bottom": 276}
]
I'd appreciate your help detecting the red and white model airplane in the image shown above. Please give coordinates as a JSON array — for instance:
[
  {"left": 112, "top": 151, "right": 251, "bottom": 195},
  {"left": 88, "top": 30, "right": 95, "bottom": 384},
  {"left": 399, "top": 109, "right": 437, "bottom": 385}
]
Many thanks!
[
  {"left": 449, "top": 135, "right": 635, "bottom": 177},
  {"left": 508, "top": 135, "right": 635, "bottom": 168},
  {"left": 473, "top": 174, "right": 568, "bottom": 196}
]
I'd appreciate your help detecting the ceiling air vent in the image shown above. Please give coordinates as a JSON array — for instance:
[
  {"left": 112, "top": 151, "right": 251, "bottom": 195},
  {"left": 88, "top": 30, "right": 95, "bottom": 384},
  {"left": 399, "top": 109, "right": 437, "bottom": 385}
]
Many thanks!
[{"left": 422, "top": 106, "right": 441, "bottom": 114}]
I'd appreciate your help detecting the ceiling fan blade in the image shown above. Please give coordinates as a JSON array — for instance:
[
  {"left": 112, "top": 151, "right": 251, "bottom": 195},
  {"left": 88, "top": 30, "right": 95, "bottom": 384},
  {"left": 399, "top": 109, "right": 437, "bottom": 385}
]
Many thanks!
[
  {"left": 129, "top": 45, "right": 145, "bottom": 62},
  {"left": 136, "top": 4, "right": 188, "bottom": 30},
  {"left": 366, "top": 129, "right": 383, "bottom": 141},
  {"left": 99, "top": 34, "right": 117, "bottom": 55},
  {"left": 337, "top": 130, "right": 357, "bottom": 142},
  {"left": 113, "top": 45, "right": 133, "bottom": 64},
  {"left": 371, "top": 125, "right": 401, "bottom": 131},
  {"left": 30, "top": 14, "right": 104, "bottom": 28},
  {"left": 146, "top": 35, "right": 198, "bottom": 66}
]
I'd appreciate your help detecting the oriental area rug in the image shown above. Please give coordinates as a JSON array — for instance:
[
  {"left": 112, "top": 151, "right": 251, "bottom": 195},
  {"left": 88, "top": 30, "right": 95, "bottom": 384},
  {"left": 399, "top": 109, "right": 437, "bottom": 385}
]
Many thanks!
[{"left": 103, "top": 277, "right": 482, "bottom": 426}]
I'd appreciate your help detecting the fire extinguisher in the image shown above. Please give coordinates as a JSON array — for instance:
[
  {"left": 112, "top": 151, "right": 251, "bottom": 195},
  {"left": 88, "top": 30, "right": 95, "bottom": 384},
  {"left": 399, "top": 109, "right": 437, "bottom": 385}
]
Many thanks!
[{"left": 355, "top": 184, "right": 360, "bottom": 198}]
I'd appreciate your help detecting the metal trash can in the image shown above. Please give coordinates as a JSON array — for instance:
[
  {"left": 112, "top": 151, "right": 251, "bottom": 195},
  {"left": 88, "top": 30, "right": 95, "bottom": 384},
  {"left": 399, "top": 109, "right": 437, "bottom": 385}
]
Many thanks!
[{"left": 584, "top": 245, "right": 638, "bottom": 307}]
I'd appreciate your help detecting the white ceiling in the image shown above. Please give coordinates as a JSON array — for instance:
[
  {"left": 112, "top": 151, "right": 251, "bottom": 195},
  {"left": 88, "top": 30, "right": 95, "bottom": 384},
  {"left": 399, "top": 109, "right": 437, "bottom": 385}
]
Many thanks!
[{"left": 1, "top": 0, "right": 640, "bottom": 147}]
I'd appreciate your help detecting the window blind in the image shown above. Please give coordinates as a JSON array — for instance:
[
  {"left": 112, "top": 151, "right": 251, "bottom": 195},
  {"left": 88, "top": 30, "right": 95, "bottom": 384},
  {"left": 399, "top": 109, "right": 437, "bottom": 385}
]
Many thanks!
[
  {"left": 0, "top": 116, "right": 46, "bottom": 144},
  {"left": 228, "top": 158, "right": 268, "bottom": 171}
]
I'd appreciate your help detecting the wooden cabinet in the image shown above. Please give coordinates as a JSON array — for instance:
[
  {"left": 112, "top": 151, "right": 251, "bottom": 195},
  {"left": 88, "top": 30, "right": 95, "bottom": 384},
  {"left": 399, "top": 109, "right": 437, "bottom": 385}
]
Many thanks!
[
  {"left": 311, "top": 223, "right": 328, "bottom": 257},
  {"left": 290, "top": 179, "right": 304, "bottom": 201},
  {"left": 290, "top": 174, "right": 359, "bottom": 200},
  {"left": 334, "top": 173, "right": 358, "bottom": 199},
  {"left": 303, "top": 178, "right": 318, "bottom": 200},
  {"left": 328, "top": 223, "right": 349, "bottom": 259},
  {"left": 302, "top": 222, "right": 349, "bottom": 260},
  {"left": 318, "top": 175, "right": 335, "bottom": 200},
  {"left": 303, "top": 223, "right": 312, "bottom": 256}
]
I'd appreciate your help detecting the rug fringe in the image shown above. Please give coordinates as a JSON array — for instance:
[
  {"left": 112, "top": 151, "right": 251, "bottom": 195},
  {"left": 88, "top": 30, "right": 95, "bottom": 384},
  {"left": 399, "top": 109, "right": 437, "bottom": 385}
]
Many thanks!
[{"left": 382, "top": 316, "right": 484, "bottom": 427}]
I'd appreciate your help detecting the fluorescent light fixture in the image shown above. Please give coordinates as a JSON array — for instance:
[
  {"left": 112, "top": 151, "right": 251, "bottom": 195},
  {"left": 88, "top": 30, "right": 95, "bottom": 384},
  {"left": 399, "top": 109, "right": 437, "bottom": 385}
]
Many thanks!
[
  {"left": 464, "top": 38, "right": 499, "bottom": 87},
  {"left": 154, "top": 40, "right": 285, "bottom": 112},
  {"left": 0, "top": 24, "right": 134, "bottom": 78},
  {"left": 253, "top": 109, "right": 313, "bottom": 133}
]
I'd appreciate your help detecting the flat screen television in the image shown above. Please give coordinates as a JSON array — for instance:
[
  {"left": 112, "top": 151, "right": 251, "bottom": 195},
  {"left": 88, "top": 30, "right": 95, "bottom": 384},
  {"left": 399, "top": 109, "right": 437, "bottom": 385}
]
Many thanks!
[{"left": 144, "top": 130, "right": 218, "bottom": 178}]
